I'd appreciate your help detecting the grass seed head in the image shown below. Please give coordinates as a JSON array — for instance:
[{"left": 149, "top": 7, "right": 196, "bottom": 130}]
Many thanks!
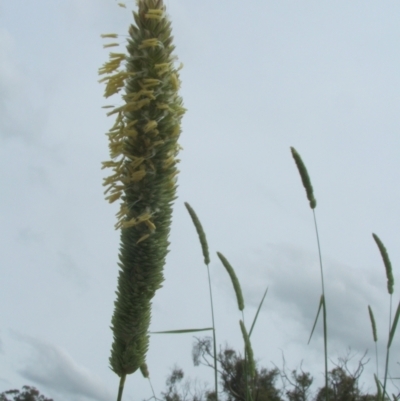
[
  {"left": 372, "top": 233, "right": 394, "bottom": 295},
  {"left": 184, "top": 202, "right": 210, "bottom": 265},
  {"left": 101, "top": 0, "right": 185, "bottom": 377},
  {"left": 368, "top": 305, "right": 378, "bottom": 342},
  {"left": 217, "top": 252, "right": 244, "bottom": 311},
  {"left": 290, "top": 147, "right": 317, "bottom": 209}
]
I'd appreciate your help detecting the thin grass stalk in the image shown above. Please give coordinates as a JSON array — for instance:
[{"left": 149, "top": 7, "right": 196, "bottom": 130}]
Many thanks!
[
  {"left": 373, "top": 234, "right": 395, "bottom": 401},
  {"left": 216, "top": 252, "right": 251, "bottom": 399},
  {"left": 375, "top": 341, "right": 379, "bottom": 384},
  {"left": 375, "top": 374, "right": 382, "bottom": 401},
  {"left": 240, "top": 320, "right": 255, "bottom": 401},
  {"left": 384, "top": 302, "right": 392, "bottom": 401},
  {"left": 382, "top": 346, "right": 391, "bottom": 401},
  {"left": 139, "top": 364, "right": 156, "bottom": 400},
  {"left": 207, "top": 265, "right": 219, "bottom": 400},
  {"left": 147, "top": 379, "right": 156, "bottom": 401},
  {"left": 242, "top": 302, "right": 254, "bottom": 401},
  {"left": 249, "top": 287, "right": 268, "bottom": 338},
  {"left": 313, "top": 209, "right": 328, "bottom": 398},
  {"left": 184, "top": 202, "right": 218, "bottom": 400},
  {"left": 241, "top": 310, "right": 249, "bottom": 401},
  {"left": 117, "top": 375, "right": 126, "bottom": 401},
  {"left": 291, "top": 147, "right": 328, "bottom": 401},
  {"left": 216, "top": 252, "right": 253, "bottom": 399}
]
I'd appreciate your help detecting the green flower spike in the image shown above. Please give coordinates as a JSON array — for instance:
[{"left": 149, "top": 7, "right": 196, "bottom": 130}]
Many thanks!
[
  {"left": 99, "top": 0, "right": 185, "bottom": 399},
  {"left": 290, "top": 147, "right": 316, "bottom": 209}
]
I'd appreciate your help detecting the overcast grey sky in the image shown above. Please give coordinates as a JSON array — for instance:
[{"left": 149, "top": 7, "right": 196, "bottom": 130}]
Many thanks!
[{"left": 1, "top": 1, "right": 400, "bottom": 400}]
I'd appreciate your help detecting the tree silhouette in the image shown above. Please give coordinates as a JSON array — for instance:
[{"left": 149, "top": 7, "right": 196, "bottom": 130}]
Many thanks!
[
  {"left": 158, "top": 338, "right": 378, "bottom": 401},
  {"left": 0, "top": 386, "right": 53, "bottom": 401}
]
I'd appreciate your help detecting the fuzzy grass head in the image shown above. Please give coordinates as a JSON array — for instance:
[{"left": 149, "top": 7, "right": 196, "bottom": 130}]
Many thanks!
[
  {"left": 372, "top": 233, "right": 394, "bottom": 295},
  {"left": 100, "top": 0, "right": 185, "bottom": 378},
  {"left": 290, "top": 147, "right": 316, "bottom": 209}
]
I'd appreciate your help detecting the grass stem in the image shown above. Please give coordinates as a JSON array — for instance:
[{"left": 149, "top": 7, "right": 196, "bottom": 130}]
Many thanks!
[
  {"left": 207, "top": 264, "right": 219, "bottom": 400},
  {"left": 291, "top": 147, "right": 328, "bottom": 401},
  {"left": 313, "top": 209, "right": 328, "bottom": 399},
  {"left": 185, "top": 202, "right": 218, "bottom": 400},
  {"left": 117, "top": 374, "right": 126, "bottom": 401}
]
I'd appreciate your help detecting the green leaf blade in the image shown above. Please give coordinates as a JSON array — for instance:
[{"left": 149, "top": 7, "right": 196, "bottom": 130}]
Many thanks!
[{"left": 151, "top": 327, "right": 213, "bottom": 334}]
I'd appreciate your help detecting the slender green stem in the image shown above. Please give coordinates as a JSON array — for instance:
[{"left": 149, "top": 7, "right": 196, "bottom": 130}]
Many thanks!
[
  {"left": 313, "top": 209, "right": 328, "bottom": 401},
  {"left": 184, "top": 202, "right": 217, "bottom": 399},
  {"left": 375, "top": 342, "right": 379, "bottom": 380},
  {"left": 372, "top": 233, "right": 395, "bottom": 401},
  {"left": 313, "top": 210, "right": 326, "bottom": 310},
  {"left": 241, "top": 311, "right": 249, "bottom": 401},
  {"left": 207, "top": 264, "right": 219, "bottom": 400},
  {"left": 147, "top": 377, "right": 156, "bottom": 401},
  {"left": 117, "top": 374, "right": 126, "bottom": 401},
  {"left": 382, "top": 295, "right": 393, "bottom": 401},
  {"left": 381, "top": 352, "right": 390, "bottom": 401}
]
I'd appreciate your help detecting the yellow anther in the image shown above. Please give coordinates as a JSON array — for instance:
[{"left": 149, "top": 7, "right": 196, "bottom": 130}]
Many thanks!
[
  {"left": 131, "top": 170, "right": 146, "bottom": 182},
  {"left": 156, "top": 103, "right": 170, "bottom": 110},
  {"left": 128, "top": 157, "right": 145, "bottom": 169},
  {"left": 106, "top": 192, "right": 122, "bottom": 203},
  {"left": 170, "top": 73, "right": 179, "bottom": 90},
  {"left": 163, "top": 156, "right": 176, "bottom": 169},
  {"left": 142, "top": 78, "right": 161, "bottom": 87},
  {"left": 139, "top": 38, "right": 159, "bottom": 49},
  {"left": 143, "top": 120, "right": 158, "bottom": 133},
  {"left": 103, "top": 43, "right": 120, "bottom": 48},
  {"left": 109, "top": 52, "right": 126, "bottom": 60},
  {"left": 123, "top": 129, "right": 138, "bottom": 138},
  {"left": 154, "top": 63, "right": 170, "bottom": 76},
  {"left": 144, "top": 219, "right": 156, "bottom": 231},
  {"left": 144, "top": 13, "right": 162, "bottom": 20},
  {"left": 171, "top": 125, "right": 180, "bottom": 137},
  {"left": 123, "top": 98, "right": 151, "bottom": 112},
  {"left": 147, "top": 9, "right": 164, "bottom": 15},
  {"left": 125, "top": 120, "right": 138, "bottom": 129},
  {"left": 101, "top": 33, "right": 118, "bottom": 39},
  {"left": 136, "top": 234, "right": 150, "bottom": 244}
]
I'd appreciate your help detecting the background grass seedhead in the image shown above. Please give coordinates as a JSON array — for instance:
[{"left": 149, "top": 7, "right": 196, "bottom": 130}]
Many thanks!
[
  {"left": 372, "top": 233, "right": 394, "bottom": 295},
  {"left": 217, "top": 251, "right": 245, "bottom": 311},
  {"left": 184, "top": 202, "right": 210, "bottom": 265},
  {"left": 290, "top": 147, "right": 316, "bottom": 209},
  {"left": 368, "top": 305, "right": 378, "bottom": 343},
  {"left": 100, "top": 0, "right": 185, "bottom": 378}
]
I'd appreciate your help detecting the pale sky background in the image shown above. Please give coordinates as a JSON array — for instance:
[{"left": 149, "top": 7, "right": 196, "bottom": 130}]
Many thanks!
[{"left": 1, "top": 1, "right": 400, "bottom": 400}]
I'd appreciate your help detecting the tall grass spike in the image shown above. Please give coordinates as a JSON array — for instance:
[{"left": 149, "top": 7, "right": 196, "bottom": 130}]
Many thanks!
[
  {"left": 217, "top": 252, "right": 245, "bottom": 311},
  {"left": 372, "top": 233, "right": 394, "bottom": 294},
  {"left": 290, "top": 147, "right": 316, "bottom": 209},
  {"left": 100, "top": 0, "right": 185, "bottom": 382},
  {"left": 185, "top": 202, "right": 210, "bottom": 265},
  {"left": 368, "top": 305, "right": 378, "bottom": 342}
]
